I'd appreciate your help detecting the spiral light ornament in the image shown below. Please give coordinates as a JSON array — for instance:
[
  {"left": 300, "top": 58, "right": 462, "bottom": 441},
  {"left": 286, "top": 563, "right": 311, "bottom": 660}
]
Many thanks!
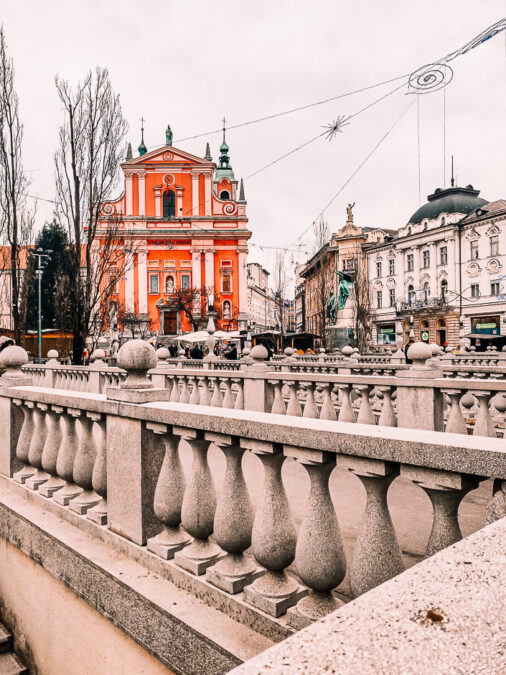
[{"left": 408, "top": 63, "right": 453, "bottom": 94}]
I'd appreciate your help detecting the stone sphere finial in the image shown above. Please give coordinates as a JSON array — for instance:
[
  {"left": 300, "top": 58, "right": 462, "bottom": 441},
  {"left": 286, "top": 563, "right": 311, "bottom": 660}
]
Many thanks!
[
  {"left": 428, "top": 343, "right": 441, "bottom": 357},
  {"left": 116, "top": 339, "right": 156, "bottom": 389},
  {"left": 407, "top": 341, "right": 432, "bottom": 368},
  {"left": 156, "top": 347, "right": 170, "bottom": 364},
  {"left": 284, "top": 346, "right": 293, "bottom": 356},
  {"left": 250, "top": 345, "right": 268, "bottom": 362},
  {"left": 241, "top": 346, "right": 251, "bottom": 357},
  {"left": 90, "top": 349, "right": 106, "bottom": 365},
  {"left": 46, "top": 349, "right": 59, "bottom": 364},
  {"left": 0, "top": 345, "right": 29, "bottom": 377},
  {"left": 341, "top": 345, "right": 354, "bottom": 358}
]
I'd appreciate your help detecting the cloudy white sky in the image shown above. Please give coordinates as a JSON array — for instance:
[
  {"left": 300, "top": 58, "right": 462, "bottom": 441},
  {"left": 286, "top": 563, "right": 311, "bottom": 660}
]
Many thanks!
[{"left": 2, "top": 1, "right": 505, "bottom": 275}]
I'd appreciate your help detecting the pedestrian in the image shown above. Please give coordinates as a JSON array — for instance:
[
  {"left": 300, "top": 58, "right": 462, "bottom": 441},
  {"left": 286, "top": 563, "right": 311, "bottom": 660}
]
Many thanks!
[{"left": 404, "top": 338, "right": 415, "bottom": 364}]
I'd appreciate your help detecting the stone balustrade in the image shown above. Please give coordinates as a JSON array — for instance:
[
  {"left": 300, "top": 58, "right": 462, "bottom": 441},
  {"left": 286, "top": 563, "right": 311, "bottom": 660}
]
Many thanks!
[{"left": 0, "top": 340, "right": 504, "bottom": 641}]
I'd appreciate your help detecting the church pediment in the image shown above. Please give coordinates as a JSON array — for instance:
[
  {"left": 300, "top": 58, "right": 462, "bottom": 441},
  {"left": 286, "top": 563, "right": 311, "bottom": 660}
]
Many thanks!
[{"left": 123, "top": 145, "right": 215, "bottom": 168}]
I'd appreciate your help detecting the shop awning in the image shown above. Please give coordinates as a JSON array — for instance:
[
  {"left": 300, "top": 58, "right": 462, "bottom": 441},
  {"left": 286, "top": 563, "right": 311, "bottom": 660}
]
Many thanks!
[{"left": 465, "top": 333, "right": 502, "bottom": 340}]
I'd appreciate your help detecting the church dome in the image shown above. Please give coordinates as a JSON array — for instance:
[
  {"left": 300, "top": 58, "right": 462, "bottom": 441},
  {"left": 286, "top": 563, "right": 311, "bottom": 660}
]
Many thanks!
[{"left": 408, "top": 185, "right": 487, "bottom": 224}]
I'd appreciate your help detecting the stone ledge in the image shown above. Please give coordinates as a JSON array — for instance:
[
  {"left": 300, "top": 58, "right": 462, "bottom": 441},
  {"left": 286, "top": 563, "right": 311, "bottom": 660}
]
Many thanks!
[
  {"left": 0, "top": 475, "right": 291, "bottom": 643},
  {"left": 0, "top": 483, "right": 275, "bottom": 675},
  {"left": 231, "top": 517, "right": 506, "bottom": 674}
]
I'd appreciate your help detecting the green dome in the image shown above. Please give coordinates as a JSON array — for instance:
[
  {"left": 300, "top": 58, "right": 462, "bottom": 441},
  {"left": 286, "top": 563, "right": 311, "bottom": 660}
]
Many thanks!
[{"left": 408, "top": 185, "right": 487, "bottom": 224}]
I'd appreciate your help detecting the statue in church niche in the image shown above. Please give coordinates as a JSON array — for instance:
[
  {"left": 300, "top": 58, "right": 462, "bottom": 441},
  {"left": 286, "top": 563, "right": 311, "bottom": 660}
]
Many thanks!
[
  {"left": 326, "top": 290, "right": 337, "bottom": 325},
  {"left": 346, "top": 202, "right": 355, "bottom": 223}
]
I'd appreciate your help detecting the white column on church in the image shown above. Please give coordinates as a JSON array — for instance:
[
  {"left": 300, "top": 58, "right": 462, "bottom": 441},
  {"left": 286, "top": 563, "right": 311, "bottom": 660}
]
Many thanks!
[
  {"left": 138, "top": 171, "right": 146, "bottom": 216},
  {"left": 204, "top": 173, "right": 212, "bottom": 216},
  {"left": 176, "top": 189, "right": 183, "bottom": 218},
  {"left": 192, "top": 249, "right": 202, "bottom": 317},
  {"left": 125, "top": 173, "right": 133, "bottom": 215},
  {"left": 192, "top": 174, "right": 199, "bottom": 216},
  {"left": 138, "top": 246, "right": 148, "bottom": 314},
  {"left": 237, "top": 247, "right": 248, "bottom": 318},
  {"left": 124, "top": 267, "right": 135, "bottom": 313},
  {"left": 204, "top": 249, "right": 215, "bottom": 303},
  {"left": 413, "top": 245, "right": 421, "bottom": 293},
  {"left": 154, "top": 188, "right": 161, "bottom": 217}
]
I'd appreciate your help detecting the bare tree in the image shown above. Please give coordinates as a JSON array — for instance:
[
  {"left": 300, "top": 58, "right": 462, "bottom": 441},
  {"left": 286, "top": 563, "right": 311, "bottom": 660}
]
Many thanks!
[
  {"left": 271, "top": 251, "right": 289, "bottom": 350},
  {"left": 310, "top": 217, "right": 333, "bottom": 349},
  {"left": 0, "top": 27, "right": 34, "bottom": 343},
  {"left": 54, "top": 67, "right": 130, "bottom": 363}
]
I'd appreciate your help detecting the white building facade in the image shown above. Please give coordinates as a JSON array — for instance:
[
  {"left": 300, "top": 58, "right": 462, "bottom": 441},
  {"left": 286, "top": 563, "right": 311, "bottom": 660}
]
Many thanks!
[
  {"left": 367, "top": 184, "right": 506, "bottom": 349},
  {"left": 247, "top": 262, "right": 276, "bottom": 332}
]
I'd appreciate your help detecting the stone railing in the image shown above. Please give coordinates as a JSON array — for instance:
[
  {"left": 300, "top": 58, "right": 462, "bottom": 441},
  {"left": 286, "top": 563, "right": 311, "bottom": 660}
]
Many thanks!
[{"left": 0, "top": 339, "right": 504, "bottom": 669}]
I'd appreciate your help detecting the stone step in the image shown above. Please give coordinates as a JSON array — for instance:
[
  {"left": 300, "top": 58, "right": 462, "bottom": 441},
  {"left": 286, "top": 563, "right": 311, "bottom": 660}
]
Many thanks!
[
  {"left": 0, "top": 625, "right": 12, "bottom": 654},
  {"left": 0, "top": 652, "right": 27, "bottom": 675}
]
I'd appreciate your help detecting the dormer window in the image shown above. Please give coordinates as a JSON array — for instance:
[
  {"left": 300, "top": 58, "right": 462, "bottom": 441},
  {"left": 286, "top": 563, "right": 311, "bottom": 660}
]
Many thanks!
[{"left": 220, "top": 190, "right": 230, "bottom": 200}]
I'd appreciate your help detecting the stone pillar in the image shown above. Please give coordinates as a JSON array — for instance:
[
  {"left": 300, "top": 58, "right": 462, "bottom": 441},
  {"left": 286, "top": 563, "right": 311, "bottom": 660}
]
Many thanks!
[
  {"left": 396, "top": 342, "right": 444, "bottom": 431},
  {"left": 125, "top": 172, "right": 133, "bottom": 215},
  {"left": 191, "top": 173, "right": 199, "bottom": 216},
  {"left": 176, "top": 188, "right": 183, "bottom": 218},
  {"left": 138, "top": 170, "right": 146, "bottom": 216},
  {"left": 429, "top": 242, "right": 438, "bottom": 296},
  {"left": 106, "top": 340, "right": 170, "bottom": 545},
  {"left": 242, "top": 345, "right": 272, "bottom": 412},
  {"left": 124, "top": 266, "right": 135, "bottom": 313},
  {"left": 154, "top": 187, "right": 161, "bottom": 217},
  {"left": 138, "top": 246, "right": 148, "bottom": 314},
  {"left": 204, "top": 172, "right": 212, "bottom": 216},
  {"left": 413, "top": 245, "right": 421, "bottom": 291},
  {"left": 447, "top": 237, "right": 456, "bottom": 293},
  {"left": 204, "top": 249, "right": 215, "bottom": 305}
]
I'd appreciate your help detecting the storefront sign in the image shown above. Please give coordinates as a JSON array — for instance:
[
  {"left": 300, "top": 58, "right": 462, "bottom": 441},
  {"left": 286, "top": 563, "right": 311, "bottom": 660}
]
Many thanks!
[{"left": 471, "top": 316, "right": 500, "bottom": 335}]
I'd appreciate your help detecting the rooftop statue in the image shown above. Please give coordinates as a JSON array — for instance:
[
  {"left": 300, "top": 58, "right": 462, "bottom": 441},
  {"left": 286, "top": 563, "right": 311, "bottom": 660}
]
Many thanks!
[{"left": 347, "top": 202, "right": 355, "bottom": 223}]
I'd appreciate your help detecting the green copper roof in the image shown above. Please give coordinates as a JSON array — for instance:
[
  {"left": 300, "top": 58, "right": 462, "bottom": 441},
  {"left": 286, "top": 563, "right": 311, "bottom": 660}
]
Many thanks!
[
  {"left": 215, "top": 125, "right": 235, "bottom": 181},
  {"left": 408, "top": 185, "right": 487, "bottom": 224}
]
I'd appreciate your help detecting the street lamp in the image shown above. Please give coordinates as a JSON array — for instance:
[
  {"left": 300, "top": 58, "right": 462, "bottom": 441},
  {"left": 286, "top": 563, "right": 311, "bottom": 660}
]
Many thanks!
[{"left": 33, "top": 248, "right": 52, "bottom": 364}]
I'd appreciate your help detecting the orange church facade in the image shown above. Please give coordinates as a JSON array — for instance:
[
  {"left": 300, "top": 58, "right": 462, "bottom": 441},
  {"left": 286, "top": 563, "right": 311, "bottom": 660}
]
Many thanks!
[{"left": 96, "top": 125, "right": 250, "bottom": 335}]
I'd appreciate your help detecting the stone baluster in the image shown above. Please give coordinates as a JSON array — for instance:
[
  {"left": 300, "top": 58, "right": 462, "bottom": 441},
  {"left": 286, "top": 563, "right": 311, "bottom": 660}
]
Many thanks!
[
  {"left": 402, "top": 466, "right": 479, "bottom": 557},
  {"left": 70, "top": 412, "right": 101, "bottom": 514},
  {"left": 188, "top": 376, "right": 200, "bottom": 404},
  {"left": 285, "top": 449, "right": 345, "bottom": 629},
  {"left": 471, "top": 390, "right": 497, "bottom": 437},
  {"left": 53, "top": 408, "right": 83, "bottom": 505},
  {"left": 355, "top": 385, "right": 376, "bottom": 425},
  {"left": 318, "top": 383, "right": 337, "bottom": 421},
  {"left": 25, "top": 403, "right": 50, "bottom": 490},
  {"left": 377, "top": 386, "right": 397, "bottom": 427},
  {"left": 174, "top": 429, "right": 223, "bottom": 574},
  {"left": 269, "top": 380, "right": 286, "bottom": 415},
  {"left": 302, "top": 382, "right": 319, "bottom": 419},
  {"left": 169, "top": 375, "right": 180, "bottom": 402},
  {"left": 39, "top": 405, "right": 66, "bottom": 497},
  {"left": 221, "top": 378, "right": 235, "bottom": 409},
  {"left": 87, "top": 417, "right": 108, "bottom": 525},
  {"left": 242, "top": 440, "right": 306, "bottom": 617},
  {"left": 336, "top": 384, "right": 355, "bottom": 423},
  {"left": 178, "top": 376, "right": 190, "bottom": 403},
  {"left": 146, "top": 423, "right": 191, "bottom": 559},
  {"left": 209, "top": 377, "right": 223, "bottom": 408},
  {"left": 206, "top": 433, "right": 260, "bottom": 593},
  {"left": 285, "top": 380, "right": 302, "bottom": 417},
  {"left": 442, "top": 389, "right": 467, "bottom": 434},
  {"left": 197, "top": 376, "right": 211, "bottom": 406},
  {"left": 12, "top": 400, "right": 36, "bottom": 484},
  {"left": 232, "top": 378, "right": 244, "bottom": 410},
  {"left": 343, "top": 456, "right": 404, "bottom": 597}
]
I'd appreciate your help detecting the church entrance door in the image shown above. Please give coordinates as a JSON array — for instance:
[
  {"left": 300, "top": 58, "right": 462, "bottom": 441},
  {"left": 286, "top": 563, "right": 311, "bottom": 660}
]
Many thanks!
[{"left": 163, "top": 312, "right": 178, "bottom": 335}]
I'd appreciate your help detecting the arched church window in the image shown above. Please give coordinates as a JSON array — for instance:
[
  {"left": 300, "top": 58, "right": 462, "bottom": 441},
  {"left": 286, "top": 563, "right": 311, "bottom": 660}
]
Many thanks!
[
  {"left": 165, "top": 276, "right": 175, "bottom": 293},
  {"left": 220, "top": 190, "right": 230, "bottom": 200},
  {"left": 163, "top": 189, "right": 176, "bottom": 218},
  {"left": 223, "top": 300, "right": 231, "bottom": 319}
]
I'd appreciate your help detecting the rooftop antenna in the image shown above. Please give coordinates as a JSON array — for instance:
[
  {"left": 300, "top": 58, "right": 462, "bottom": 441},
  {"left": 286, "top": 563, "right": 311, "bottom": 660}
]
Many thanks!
[{"left": 451, "top": 155, "right": 455, "bottom": 187}]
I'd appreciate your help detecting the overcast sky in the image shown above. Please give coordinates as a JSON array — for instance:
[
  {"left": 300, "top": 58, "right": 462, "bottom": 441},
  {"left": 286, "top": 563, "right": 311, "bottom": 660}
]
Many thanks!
[{"left": 2, "top": 1, "right": 505, "bottom": 276}]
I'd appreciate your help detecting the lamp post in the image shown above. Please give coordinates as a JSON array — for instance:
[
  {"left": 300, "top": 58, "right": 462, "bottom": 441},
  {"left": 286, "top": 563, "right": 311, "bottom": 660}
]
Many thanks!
[{"left": 33, "top": 248, "right": 52, "bottom": 364}]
